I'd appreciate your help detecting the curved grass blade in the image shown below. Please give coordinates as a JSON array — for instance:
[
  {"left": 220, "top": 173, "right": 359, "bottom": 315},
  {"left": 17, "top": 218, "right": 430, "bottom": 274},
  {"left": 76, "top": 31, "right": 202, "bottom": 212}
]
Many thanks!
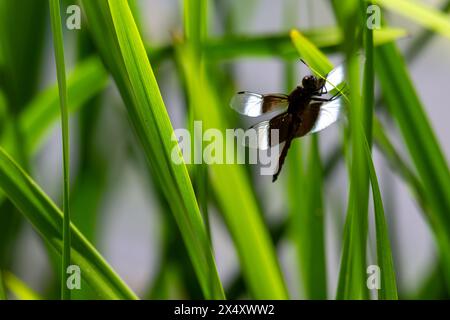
[
  {"left": 0, "top": 57, "right": 108, "bottom": 207},
  {"left": 175, "top": 43, "right": 288, "bottom": 298},
  {"left": 286, "top": 24, "right": 327, "bottom": 298},
  {"left": 80, "top": 0, "right": 224, "bottom": 299},
  {"left": 363, "top": 136, "right": 398, "bottom": 299},
  {"left": 289, "top": 26, "right": 372, "bottom": 299},
  {"left": 375, "top": 42, "right": 450, "bottom": 290},
  {"left": 0, "top": 147, "right": 137, "bottom": 299},
  {"left": 49, "top": 0, "right": 71, "bottom": 299}
]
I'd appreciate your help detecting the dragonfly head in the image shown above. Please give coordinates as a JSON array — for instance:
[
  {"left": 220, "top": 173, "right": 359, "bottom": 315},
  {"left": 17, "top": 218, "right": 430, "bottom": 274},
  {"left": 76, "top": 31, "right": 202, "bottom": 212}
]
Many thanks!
[{"left": 302, "top": 75, "right": 321, "bottom": 92}]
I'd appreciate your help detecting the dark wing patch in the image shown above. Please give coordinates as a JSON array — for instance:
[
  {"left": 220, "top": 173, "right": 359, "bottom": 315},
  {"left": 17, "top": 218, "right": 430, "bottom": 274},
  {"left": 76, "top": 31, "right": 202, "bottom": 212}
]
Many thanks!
[
  {"left": 295, "top": 102, "right": 322, "bottom": 137},
  {"left": 230, "top": 91, "right": 288, "bottom": 117},
  {"left": 241, "top": 112, "right": 293, "bottom": 150},
  {"left": 262, "top": 94, "right": 290, "bottom": 114},
  {"left": 268, "top": 112, "right": 293, "bottom": 147}
]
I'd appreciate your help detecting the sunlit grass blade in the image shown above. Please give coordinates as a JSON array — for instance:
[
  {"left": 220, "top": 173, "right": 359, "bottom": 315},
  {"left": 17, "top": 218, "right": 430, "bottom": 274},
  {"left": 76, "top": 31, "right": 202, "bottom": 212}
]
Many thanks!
[
  {"left": 0, "top": 147, "right": 137, "bottom": 299},
  {"left": 373, "top": 0, "right": 450, "bottom": 39},
  {"left": 405, "top": 0, "right": 450, "bottom": 61},
  {"left": 363, "top": 136, "right": 398, "bottom": 299},
  {"left": 290, "top": 29, "right": 334, "bottom": 75},
  {"left": 49, "top": 0, "right": 71, "bottom": 299},
  {"left": 375, "top": 42, "right": 450, "bottom": 290},
  {"left": 3, "top": 271, "right": 42, "bottom": 300},
  {"left": 80, "top": 0, "right": 224, "bottom": 299},
  {"left": 289, "top": 29, "right": 347, "bottom": 98}
]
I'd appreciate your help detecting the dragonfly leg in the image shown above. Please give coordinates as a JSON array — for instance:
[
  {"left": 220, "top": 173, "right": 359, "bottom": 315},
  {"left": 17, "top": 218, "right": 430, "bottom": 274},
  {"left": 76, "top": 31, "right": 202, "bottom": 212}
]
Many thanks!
[{"left": 311, "top": 89, "right": 342, "bottom": 102}]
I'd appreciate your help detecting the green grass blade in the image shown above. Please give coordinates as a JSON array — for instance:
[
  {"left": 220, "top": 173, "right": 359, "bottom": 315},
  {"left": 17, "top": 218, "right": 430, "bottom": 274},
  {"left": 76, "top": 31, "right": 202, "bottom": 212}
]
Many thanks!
[
  {"left": 3, "top": 271, "right": 42, "bottom": 300},
  {"left": 80, "top": 0, "right": 224, "bottom": 299},
  {"left": 175, "top": 44, "right": 288, "bottom": 299},
  {"left": 287, "top": 29, "right": 327, "bottom": 299},
  {"left": 0, "top": 147, "right": 137, "bottom": 299},
  {"left": 375, "top": 42, "right": 450, "bottom": 290},
  {"left": 405, "top": 0, "right": 450, "bottom": 61},
  {"left": 290, "top": 23, "right": 371, "bottom": 299},
  {"left": 184, "top": 0, "right": 207, "bottom": 50},
  {"left": 363, "top": 137, "right": 398, "bottom": 299},
  {"left": 147, "top": 27, "right": 406, "bottom": 63},
  {"left": 290, "top": 29, "right": 333, "bottom": 75},
  {"left": 373, "top": 119, "right": 429, "bottom": 215},
  {"left": 289, "top": 29, "right": 346, "bottom": 97},
  {"left": 49, "top": 0, "right": 71, "bottom": 299},
  {"left": 362, "top": 0, "right": 374, "bottom": 144},
  {"left": 0, "top": 57, "right": 107, "bottom": 206},
  {"left": 0, "top": 270, "right": 6, "bottom": 299},
  {"left": 288, "top": 139, "right": 327, "bottom": 299},
  {"left": 22, "top": 57, "right": 107, "bottom": 153},
  {"left": 0, "top": 0, "right": 47, "bottom": 111},
  {"left": 373, "top": 0, "right": 450, "bottom": 39}
]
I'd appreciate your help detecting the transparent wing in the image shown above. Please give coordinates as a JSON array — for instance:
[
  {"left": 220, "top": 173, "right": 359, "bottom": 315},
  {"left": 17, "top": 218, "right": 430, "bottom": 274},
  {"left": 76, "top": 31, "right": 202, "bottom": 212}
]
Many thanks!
[
  {"left": 242, "top": 120, "right": 270, "bottom": 150},
  {"left": 309, "top": 98, "right": 343, "bottom": 134},
  {"left": 230, "top": 91, "right": 289, "bottom": 117},
  {"left": 324, "top": 64, "right": 345, "bottom": 92}
]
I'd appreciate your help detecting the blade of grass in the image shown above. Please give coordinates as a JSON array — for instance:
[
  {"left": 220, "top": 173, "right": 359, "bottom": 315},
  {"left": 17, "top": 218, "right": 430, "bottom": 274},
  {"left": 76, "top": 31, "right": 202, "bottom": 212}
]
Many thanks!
[
  {"left": 21, "top": 57, "right": 107, "bottom": 153},
  {"left": 182, "top": 0, "right": 287, "bottom": 299},
  {"left": 80, "top": 0, "right": 224, "bottom": 299},
  {"left": 330, "top": 0, "right": 373, "bottom": 299},
  {"left": 3, "top": 271, "right": 41, "bottom": 300},
  {"left": 0, "top": 0, "right": 47, "bottom": 111},
  {"left": 372, "top": 0, "right": 450, "bottom": 39},
  {"left": 49, "top": 0, "right": 71, "bottom": 300},
  {"left": 362, "top": 0, "right": 374, "bottom": 144},
  {"left": 288, "top": 138, "right": 327, "bottom": 299},
  {"left": 0, "top": 57, "right": 107, "bottom": 207},
  {"left": 405, "top": 0, "right": 450, "bottom": 61},
  {"left": 290, "top": 22, "right": 371, "bottom": 299},
  {"left": 287, "top": 24, "right": 327, "bottom": 299},
  {"left": 148, "top": 27, "right": 406, "bottom": 63},
  {"left": 0, "top": 147, "right": 137, "bottom": 299},
  {"left": 0, "top": 270, "right": 6, "bottom": 299},
  {"left": 363, "top": 136, "right": 398, "bottom": 299},
  {"left": 0, "top": 0, "right": 47, "bottom": 273},
  {"left": 375, "top": 42, "right": 450, "bottom": 290},
  {"left": 373, "top": 119, "right": 429, "bottom": 216},
  {"left": 175, "top": 43, "right": 288, "bottom": 299}
]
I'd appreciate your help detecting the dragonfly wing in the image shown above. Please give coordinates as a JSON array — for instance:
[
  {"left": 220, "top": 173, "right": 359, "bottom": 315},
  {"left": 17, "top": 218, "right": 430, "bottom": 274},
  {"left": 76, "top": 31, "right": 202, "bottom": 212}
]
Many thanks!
[
  {"left": 230, "top": 91, "right": 289, "bottom": 117},
  {"left": 308, "top": 98, "right": 343, "bottom": 134},
  {"left": 324, "top": 64, "right": 345, "bottom": 93}
]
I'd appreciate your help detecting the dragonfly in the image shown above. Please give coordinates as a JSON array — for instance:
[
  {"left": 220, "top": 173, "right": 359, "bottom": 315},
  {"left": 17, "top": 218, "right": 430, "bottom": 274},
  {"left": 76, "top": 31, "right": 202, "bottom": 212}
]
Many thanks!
[{"left": 230, "top": 62, "right": 346, "bottom": 182}]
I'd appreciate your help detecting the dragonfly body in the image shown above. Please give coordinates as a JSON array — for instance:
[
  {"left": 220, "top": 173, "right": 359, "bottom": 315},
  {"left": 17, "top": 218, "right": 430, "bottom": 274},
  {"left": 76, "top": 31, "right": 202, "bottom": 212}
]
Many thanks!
[
  {"left": 272, "top": 77, "right": 328, "bottom": 181},
  {"left": 230, "top": 64, "right": 345, "bottom": 182}
]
